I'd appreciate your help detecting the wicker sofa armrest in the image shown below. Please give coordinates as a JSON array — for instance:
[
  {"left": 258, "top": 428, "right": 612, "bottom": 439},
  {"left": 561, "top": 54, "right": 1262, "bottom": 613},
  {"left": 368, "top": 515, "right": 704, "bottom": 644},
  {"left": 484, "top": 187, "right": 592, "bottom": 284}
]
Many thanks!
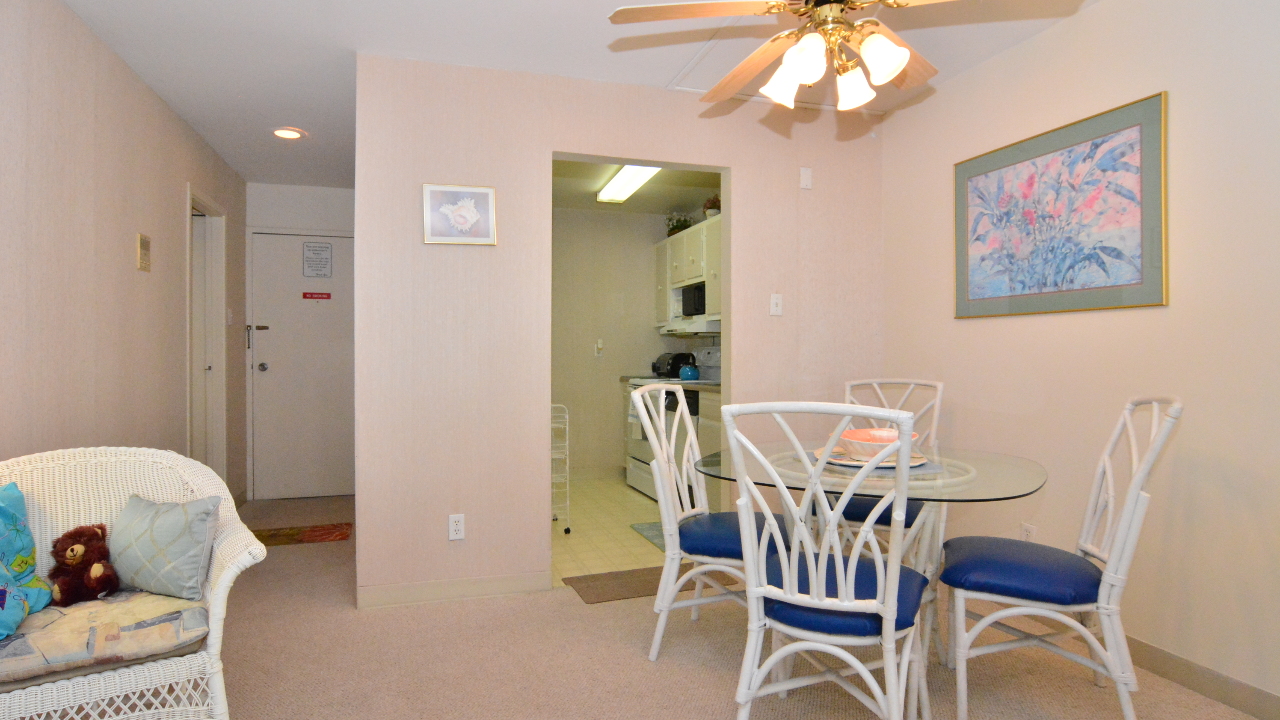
[{"left": 203, "top": 519, "right": 266, "bottom": 655}]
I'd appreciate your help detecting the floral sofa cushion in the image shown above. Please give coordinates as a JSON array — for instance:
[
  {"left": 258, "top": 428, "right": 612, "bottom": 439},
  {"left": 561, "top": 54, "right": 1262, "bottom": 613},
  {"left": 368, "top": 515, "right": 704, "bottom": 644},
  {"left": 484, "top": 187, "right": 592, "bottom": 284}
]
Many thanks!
[{"left": 0, "top": 589, "right": 208, "bottom": 684}]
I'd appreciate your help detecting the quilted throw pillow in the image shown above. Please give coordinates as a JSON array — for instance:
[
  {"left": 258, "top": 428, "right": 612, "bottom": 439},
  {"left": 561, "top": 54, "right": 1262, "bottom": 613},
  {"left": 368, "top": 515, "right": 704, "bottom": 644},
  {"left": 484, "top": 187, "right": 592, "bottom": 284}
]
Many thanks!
[
  {"left": 0, "top": 483, "right": 52, "bottom": 616},
  {"left": 108, "top": 495, "right": 222, "bottom": 601}
]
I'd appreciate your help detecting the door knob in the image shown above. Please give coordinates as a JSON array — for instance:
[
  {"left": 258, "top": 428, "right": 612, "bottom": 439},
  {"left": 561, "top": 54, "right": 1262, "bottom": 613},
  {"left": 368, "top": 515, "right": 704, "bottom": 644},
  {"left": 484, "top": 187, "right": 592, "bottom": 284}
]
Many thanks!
[{"left": 258, "top": 363, "right": 269, "bottom": 372}]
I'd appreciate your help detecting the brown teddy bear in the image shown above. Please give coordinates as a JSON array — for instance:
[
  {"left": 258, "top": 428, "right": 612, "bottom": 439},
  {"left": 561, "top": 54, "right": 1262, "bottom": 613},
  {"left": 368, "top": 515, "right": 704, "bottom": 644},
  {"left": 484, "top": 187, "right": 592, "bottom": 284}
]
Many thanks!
[{"left": 48, "top": 524, "right": 120, "bottom": 606}]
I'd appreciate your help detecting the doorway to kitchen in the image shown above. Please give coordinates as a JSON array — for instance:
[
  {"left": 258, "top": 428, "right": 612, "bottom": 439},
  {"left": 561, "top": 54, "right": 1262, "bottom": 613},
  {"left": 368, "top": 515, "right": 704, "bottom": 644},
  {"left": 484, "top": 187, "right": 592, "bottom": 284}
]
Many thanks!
[{"left": 549, "top": 154, "right": 728, "bottom": 586}]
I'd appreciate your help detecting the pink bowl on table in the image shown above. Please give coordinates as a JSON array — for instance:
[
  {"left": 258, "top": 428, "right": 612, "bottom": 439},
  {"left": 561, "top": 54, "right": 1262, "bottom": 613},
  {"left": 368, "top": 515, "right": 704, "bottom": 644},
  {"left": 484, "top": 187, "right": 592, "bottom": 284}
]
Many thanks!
[{"left": 838, "top": 428, "right": 919, "bottom": 459}]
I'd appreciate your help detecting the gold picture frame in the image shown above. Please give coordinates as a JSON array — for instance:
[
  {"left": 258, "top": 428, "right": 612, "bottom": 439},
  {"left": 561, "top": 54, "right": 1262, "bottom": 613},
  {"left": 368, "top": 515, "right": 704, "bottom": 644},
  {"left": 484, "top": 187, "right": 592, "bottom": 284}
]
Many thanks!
[{"left": 423, "top": 184, "right": 496, "bottom": 245}]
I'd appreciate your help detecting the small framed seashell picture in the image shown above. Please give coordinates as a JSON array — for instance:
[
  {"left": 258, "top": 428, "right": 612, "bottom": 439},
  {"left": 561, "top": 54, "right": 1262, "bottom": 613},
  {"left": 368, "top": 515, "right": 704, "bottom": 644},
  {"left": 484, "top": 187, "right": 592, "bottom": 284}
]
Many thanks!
[{"left": 423, "top": 184, "right": 496, "bottom": 245}]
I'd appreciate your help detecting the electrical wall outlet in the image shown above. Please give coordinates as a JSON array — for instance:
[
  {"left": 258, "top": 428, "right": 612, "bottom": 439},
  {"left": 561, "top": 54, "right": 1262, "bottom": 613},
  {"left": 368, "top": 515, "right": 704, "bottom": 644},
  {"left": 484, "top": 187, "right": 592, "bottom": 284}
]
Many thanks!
[
  {"left": 449, "top": 514, "right": 465, "bottom": 541},
  {"left": 769, "top": 294, "right": 783, "bottom": 316},
  {"left": 1019, "top": 522, "right": 1036, "bottom": 542}
]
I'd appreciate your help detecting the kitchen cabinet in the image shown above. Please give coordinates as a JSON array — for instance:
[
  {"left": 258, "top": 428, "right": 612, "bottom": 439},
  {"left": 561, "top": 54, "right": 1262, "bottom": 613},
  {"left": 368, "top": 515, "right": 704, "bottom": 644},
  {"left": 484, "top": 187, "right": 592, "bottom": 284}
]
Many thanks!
[
  {"left": 655, "top": 240, "right": 669, "bottom": 326},
  {"left": 704, "top": 217, "right": 722, "bottom": 315},
  {"left": 664, "top": 215, "right": 721, "bottom": 288},
  {"left": 655, "top": 215, "right": 723, "bottom": 331},
  {"left": 668, "top": 232, "right": 686, "bottom": 284}
]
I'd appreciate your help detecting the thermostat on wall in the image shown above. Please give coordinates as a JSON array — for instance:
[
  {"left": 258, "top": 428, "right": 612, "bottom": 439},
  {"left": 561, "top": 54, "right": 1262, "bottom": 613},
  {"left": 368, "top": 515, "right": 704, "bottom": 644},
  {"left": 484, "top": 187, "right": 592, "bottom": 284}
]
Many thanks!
[{"left": 137, "top": 234, "right": 151, "bottom": 272}]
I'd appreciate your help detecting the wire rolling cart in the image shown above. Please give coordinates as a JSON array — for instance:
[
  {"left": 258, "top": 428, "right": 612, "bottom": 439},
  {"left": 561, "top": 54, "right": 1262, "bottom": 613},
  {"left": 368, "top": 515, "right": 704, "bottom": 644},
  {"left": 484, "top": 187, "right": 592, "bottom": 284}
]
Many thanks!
[{"left": 551, "top": 404, "right": 570, "bottom": 534}]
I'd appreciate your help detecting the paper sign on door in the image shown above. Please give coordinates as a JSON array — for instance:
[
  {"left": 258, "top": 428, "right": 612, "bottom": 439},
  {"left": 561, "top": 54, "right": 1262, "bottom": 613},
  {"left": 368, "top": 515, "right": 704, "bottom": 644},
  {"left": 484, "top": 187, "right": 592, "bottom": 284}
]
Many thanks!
[
  {"left": 303, "top": 242, "right": 332, "bottom": 278},
  {"left": 303, "top": 292, "right": 331, "bottom": 300}
]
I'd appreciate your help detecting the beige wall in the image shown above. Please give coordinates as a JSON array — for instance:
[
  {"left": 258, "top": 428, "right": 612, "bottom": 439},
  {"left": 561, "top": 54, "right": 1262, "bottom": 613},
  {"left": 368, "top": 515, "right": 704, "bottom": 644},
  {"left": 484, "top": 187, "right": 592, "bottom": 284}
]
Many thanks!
[
  {"left": 247, "top": 182, "right": 355, "bottom": 233},
  {"left": 880, "top": 0, "right": 1280, "bottom": 695},
  {"left": 353, "top": 55, "right": 884, "bottom": 602},
  {"left": 551, "top": 208, "right": 685, "bottom": 478},
  {"left": 0, "top": 0, "right": 247, "bottom": 496}
]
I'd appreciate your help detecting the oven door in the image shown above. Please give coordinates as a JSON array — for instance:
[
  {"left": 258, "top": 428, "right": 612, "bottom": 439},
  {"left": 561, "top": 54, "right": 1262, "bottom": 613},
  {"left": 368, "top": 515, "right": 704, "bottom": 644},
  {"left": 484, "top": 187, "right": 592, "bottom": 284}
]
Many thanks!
[{"left": 628, "top": 403, "right": 694, "bottom": 464}]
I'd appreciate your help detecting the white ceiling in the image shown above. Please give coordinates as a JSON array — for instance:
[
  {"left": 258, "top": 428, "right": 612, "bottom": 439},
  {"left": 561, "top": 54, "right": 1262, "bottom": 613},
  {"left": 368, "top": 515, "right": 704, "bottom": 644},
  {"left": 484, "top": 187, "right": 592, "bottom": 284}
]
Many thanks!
[{"left": 63, "top": 0, "right": 1094, "bottom": 189}]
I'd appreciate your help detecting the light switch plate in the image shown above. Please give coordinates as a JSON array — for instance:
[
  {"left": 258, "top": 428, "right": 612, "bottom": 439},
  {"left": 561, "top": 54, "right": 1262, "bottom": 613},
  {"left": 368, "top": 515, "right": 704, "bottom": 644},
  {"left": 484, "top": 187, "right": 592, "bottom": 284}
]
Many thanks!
[
  {"left": 136, "top": 234, "right": 151, "bottom": 272},
  {"left": 770, "top": 294, "right": 783, "bottom": 316},
  {"left": 799, "top": 167, "right": 813, "bottom": 189}
]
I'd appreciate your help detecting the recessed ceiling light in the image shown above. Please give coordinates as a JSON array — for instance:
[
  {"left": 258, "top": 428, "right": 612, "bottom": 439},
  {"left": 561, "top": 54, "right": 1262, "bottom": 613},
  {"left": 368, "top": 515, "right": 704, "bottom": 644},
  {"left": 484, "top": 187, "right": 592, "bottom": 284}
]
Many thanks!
[
  {"left": 273, "top": 127, "right": 307, "bottom": 139},
  {"left": 597, "top": 165, "right": 661, "bottom": 203}
]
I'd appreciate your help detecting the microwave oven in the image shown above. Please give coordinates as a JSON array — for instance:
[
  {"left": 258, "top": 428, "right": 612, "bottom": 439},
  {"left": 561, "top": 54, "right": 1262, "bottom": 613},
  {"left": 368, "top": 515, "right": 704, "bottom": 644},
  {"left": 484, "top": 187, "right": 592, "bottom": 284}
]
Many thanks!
[{"left": 681, "top": 282, "right": 706, "bottom": 317}]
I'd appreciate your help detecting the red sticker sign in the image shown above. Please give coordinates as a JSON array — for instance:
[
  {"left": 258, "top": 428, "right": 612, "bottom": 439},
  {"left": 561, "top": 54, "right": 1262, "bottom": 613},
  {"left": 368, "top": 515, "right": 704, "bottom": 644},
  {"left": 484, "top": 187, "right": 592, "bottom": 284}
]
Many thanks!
[{"left": 303, "top": 292, "right": 331, "bottom": 300}]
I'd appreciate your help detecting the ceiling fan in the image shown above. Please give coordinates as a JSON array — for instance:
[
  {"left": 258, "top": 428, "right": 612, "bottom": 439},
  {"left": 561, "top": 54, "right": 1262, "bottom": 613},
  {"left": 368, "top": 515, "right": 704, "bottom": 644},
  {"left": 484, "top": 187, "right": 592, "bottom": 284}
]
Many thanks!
[{"left": 610, "top": 0, "right": 954, "bottom": 110}]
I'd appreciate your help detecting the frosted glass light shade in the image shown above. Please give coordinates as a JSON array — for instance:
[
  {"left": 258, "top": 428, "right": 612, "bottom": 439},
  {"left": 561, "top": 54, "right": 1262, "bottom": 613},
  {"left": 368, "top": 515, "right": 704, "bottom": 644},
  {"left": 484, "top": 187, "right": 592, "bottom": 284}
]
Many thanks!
[
  {"left": 858, "top": 32, "right": 910, "bottom": 85},
  {"left": 597, "top": 165, "right": 662, "bottom": 203},
  {"left": 780, "top": 32, "right": 828, "bottom": 86},
  {"left": 760, "top": 64, "right": 801, "bottom": 108},
  {"left": 836, "top": 67, "right": 876, "bottom": 111}
]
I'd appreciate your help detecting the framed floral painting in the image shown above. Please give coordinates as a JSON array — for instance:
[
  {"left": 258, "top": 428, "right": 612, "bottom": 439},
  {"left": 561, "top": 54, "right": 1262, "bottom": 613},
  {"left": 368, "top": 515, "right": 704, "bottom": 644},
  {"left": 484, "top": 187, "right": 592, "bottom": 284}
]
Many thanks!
[
  {"left": 423, "top": 184, "right": 496, "bottom": 245},
  {"left": 955, "top": 93, "right": 1166, "bottom": 318}
]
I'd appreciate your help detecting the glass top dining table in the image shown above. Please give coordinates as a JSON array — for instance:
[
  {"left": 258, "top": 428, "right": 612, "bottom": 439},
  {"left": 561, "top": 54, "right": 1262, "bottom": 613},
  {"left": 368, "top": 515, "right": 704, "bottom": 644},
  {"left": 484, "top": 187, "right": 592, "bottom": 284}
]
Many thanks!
[{"left": 694, "top": 445, "right": 1047, "bottom": 502}]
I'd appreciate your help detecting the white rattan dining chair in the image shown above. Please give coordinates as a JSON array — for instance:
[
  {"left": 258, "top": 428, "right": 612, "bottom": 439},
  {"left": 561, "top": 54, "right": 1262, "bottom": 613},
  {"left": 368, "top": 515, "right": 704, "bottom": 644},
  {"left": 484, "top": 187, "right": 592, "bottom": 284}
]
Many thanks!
[
  {"left": 0, "top": 447, "right": 267, "bottom": 720},
  {"left": 843, "top": 379, "right": 946, "bottom": 669},
  {"left": 942, "top": 398, "right": 1183, "bottom": 720},
  {"left": 631, "top": 384, "right": 749, "bottom": 661},
  {"left": 723, "top": 401, "right": 928, "bottom": 720}
]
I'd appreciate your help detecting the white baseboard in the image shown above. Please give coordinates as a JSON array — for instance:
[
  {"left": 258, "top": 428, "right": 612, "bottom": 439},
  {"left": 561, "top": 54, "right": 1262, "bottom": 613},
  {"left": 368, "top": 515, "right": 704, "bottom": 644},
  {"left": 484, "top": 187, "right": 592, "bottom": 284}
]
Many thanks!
[
  {"left": 356, "top": 571, "right": 552, "bottom": 609},
  {"left": 1129, "top": 636, "right": 1279, "bottom": 720}
]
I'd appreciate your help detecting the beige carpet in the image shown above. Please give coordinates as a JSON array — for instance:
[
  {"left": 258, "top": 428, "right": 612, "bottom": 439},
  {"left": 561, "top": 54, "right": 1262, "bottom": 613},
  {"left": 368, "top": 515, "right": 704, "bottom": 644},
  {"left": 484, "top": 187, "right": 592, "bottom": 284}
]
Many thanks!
[{"left": 221, "top": 540, "right": 1252, "bottom": 720}]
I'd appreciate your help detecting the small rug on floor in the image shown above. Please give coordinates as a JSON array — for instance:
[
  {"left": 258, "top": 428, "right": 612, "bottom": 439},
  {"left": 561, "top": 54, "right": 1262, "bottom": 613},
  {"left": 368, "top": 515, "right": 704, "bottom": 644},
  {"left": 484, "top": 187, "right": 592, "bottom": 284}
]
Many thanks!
[
  {"left": 563, "top": 563, "right": 740, "bottom": 604},
  {"left": 253, "top": 523, "right": 353, "bottom": 547},
  {"left": 631, "top": 522, "right": 665, "bottom": 551},
  {"left": 563, "top": 565, "right": 682, "bottom": 604}
]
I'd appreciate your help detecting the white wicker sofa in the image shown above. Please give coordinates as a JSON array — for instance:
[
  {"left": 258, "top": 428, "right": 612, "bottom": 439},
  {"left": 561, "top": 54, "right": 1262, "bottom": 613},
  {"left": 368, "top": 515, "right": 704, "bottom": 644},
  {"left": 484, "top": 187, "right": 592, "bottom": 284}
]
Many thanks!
[{"left": 0, "top": 447, "right": 267, "bottom": 720}]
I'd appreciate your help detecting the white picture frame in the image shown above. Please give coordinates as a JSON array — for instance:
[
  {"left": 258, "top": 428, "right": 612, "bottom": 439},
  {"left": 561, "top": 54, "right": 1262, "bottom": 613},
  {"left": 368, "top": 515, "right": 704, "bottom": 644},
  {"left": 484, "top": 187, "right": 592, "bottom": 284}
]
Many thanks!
[{"left": 423, "top": 184, "right": 496, "bottom": 245}]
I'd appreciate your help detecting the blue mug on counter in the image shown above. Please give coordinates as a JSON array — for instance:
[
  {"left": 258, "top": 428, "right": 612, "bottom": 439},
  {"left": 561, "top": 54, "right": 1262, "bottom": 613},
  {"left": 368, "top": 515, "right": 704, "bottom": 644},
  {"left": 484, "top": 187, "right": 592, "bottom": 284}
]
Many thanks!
[{"left": 679, "top": 364, "right": 700, "bottom": 381}]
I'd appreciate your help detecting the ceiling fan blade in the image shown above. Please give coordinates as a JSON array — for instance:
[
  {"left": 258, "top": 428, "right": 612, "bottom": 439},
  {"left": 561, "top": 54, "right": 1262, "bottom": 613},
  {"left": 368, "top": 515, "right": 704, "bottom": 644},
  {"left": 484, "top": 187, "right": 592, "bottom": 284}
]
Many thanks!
[
  {"left": 610, "top": 2, "right": 781, "bottom": 24},
  {"left": 701, "top": 30, "right": 798, "bottom": 103},
  {"left": 869, "top": 21, "right": 939, "bottom": 90}
]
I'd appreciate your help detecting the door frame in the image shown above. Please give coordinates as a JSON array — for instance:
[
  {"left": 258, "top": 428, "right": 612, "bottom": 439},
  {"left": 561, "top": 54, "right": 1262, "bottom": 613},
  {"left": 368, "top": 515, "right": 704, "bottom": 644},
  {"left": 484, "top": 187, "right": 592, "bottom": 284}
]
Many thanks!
[
  {"left": 244, "top": 226, "right": 355, "bottom": 500},
  {"left": 187, "top": 186, "right": 228, "bottom": 479}
]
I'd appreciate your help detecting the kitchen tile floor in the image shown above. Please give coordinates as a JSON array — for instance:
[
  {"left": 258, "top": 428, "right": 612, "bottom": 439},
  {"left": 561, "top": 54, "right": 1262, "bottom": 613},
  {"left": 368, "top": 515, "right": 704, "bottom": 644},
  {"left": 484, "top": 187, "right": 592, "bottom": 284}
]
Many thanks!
[{"left": 551, "top": 474, "right": 665, "bottom": 586}]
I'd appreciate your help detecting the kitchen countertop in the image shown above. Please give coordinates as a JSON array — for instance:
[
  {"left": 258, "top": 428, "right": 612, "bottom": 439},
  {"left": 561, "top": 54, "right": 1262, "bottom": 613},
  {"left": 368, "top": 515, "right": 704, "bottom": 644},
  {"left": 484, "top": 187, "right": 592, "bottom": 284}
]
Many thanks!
[{"left": 620, "top": 376, "right": 721, "bottom": 394}]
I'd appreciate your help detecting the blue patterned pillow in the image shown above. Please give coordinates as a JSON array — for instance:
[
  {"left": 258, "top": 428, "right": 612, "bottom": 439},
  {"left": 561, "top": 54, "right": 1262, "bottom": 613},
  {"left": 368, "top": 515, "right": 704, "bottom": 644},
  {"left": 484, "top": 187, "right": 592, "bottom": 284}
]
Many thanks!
[
  {"left": 0, "top": 483, "right": 51, "bottom": 614},
  {"left": 0, "top": 566, "right": 30, "bottom": 640}
]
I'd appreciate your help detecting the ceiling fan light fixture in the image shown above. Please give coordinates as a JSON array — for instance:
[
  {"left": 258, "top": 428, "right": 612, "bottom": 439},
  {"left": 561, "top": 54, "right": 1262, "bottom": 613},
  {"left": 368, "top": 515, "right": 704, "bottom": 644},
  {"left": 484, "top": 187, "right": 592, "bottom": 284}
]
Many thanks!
[
  {"left": 597, "top": 165, "right": 662, "bottom": 203},
  {"left": 781, "top": 32, "right": 829, "bottom": 86},
  {"left": 759, "top": 64, "right": 802, "bottom": 109},
  {"left": 858, "top": 32, "right": 911, "bottom": 85},
  {"left": 836, "top": 66, "right": 876, "bottom": 111}
]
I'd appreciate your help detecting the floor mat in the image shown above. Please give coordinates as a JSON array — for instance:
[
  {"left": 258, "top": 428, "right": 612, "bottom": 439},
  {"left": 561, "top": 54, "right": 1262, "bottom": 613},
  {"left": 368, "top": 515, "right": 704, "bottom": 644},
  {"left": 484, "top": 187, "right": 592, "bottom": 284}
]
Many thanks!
[
  {"left": 562, "top": 563, "right": 740, "bottom": 604},
  {"left": 630, "top": 521, "right": 665, "bottom": 551},
  {"left": 562, "top": 565, "right": 674, "bottom": 604},
  {"left": 253, "top": 523, "right": 353, "bottom": 547}
]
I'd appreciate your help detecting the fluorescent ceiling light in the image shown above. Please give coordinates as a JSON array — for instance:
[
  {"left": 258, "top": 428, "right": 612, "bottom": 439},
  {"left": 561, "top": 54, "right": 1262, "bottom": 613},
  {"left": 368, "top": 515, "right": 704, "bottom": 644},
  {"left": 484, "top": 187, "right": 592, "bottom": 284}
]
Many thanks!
[{"left": 597, "top": 165, "right": 662, "bottom": 203}]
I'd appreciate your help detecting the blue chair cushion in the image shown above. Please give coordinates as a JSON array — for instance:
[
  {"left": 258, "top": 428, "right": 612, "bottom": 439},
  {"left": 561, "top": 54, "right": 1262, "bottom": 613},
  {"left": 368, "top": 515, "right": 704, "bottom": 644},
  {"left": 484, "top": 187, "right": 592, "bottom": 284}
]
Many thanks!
[
  {"left": 762, "top": 551, "right": 928, "bottom": 637},
  {"left": 678, "top": 512, "right": 785, "bottom": 560},
  {"left": 839, "top": 496, "right": 925, "bottom": 528},
  {"left": 940, "top": 536, "right": 1103, "bottom": 606}
]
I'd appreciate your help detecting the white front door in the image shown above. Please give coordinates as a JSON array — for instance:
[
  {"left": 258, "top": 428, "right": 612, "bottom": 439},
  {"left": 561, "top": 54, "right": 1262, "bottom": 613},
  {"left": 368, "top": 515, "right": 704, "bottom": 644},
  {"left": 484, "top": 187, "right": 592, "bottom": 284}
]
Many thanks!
[{"left": 250, "top": 232, "right": 355, "bottom": 499}]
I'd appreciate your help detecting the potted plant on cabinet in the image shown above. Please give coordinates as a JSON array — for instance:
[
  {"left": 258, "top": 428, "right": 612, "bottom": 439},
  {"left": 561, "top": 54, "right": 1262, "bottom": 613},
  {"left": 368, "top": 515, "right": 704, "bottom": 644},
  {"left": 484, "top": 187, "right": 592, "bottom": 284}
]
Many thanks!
[
  {"left": 666, "top": 212, "right": 694, "bottom": 237},
  {"left": 703, "top": 193, "right": 720, "bottom": 218}
]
